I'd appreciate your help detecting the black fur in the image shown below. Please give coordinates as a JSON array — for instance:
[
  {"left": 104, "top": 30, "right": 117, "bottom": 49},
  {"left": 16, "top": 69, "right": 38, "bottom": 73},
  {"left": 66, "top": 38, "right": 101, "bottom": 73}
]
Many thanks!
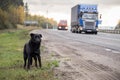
[{"left": 23, "top": 33, "right": 42, "bottom": 69}]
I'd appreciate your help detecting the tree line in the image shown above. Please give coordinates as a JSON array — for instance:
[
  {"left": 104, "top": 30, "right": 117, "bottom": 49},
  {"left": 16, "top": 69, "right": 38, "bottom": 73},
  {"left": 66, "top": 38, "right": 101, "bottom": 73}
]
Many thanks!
[
  {"left": 0, "top": 0, "right": 57, "bottom": 30},
  {"left": 0, "top": 0, "right": 24, "bottom": 29},
  {"left": 25, "top": 14, "right": 57, "bottom": 29}
]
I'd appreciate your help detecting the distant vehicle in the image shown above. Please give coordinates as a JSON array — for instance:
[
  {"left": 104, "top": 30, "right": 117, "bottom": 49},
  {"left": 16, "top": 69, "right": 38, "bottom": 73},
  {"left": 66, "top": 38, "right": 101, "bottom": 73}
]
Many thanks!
[
  {"left": 24, "top": 20, "right": 38, "bottom": 26},
  {"left": 58, "top": 20, "right": 68, "bottom": 30},
  {"left": 71, "top": 4, "right": 99, "bottom": 34}
]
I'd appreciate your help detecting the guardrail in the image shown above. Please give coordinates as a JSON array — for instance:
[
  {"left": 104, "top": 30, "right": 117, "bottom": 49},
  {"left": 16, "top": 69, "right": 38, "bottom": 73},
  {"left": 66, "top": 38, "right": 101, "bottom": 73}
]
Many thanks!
[{"left": 99, "top": 29, "right": 120, "bottom": 34}]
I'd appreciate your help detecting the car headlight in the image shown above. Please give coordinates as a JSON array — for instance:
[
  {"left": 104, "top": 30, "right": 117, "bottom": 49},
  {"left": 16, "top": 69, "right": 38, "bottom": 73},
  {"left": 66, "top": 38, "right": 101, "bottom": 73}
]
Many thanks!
[
  {"left": 59, "top": 26, "right": 61, "bottom": 29},
  {"left": 65, "top": 27, "right": 68, "bottom": 29}
]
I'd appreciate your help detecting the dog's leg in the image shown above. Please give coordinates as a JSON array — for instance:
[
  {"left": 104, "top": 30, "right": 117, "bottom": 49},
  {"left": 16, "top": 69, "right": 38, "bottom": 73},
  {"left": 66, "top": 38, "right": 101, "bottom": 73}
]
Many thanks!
[
  {"left": 30, "top": 57, "right": 33, "bottom": 65},
  {"left": 24, "top": 56, "right": 27, "bottom": 69},
  {"left": 33, "top": 56, "right": 38, "bottom": 68},
  {"left": 27, "top": 55, "right": 31, "bottom": 69},
  {"left": 38, "top": 55, "right": 42, "bottom": 68}
]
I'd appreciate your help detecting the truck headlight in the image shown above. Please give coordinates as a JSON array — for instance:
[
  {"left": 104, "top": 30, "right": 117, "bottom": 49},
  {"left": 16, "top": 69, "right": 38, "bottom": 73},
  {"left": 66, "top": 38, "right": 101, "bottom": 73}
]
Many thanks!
[
  {"left": 96, "top": 28, "right": 98, "bottom": 31},
  {"left": 80, "top": 27, "right": 83, "bottom": 30}
]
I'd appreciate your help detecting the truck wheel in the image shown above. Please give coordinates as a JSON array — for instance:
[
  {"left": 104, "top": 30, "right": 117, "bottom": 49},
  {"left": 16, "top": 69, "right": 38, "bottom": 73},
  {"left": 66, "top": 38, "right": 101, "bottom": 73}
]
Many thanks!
[
  {"left": 78, "top": 31, "right": 81, "bottom": 33},
  {"left": 95, "top": 32, "right": 97, "bottom": 35},
  {"left": 85, "top": 32, "right": 88, "bottom": 34},
  {"left": 76, "top": 31, "right": 78, "bottom": 33}
]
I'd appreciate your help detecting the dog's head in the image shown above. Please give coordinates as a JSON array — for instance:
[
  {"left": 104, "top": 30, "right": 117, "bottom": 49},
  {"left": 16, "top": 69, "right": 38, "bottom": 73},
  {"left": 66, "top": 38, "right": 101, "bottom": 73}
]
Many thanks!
[{"left": 30, "top": 33, "right": 42, "bottom": 43}]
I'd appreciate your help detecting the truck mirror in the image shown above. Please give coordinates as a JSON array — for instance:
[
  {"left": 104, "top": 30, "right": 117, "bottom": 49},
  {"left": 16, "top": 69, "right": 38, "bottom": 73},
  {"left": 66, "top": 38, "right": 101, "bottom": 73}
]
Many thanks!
[{"left": 99, "top": 14, "right": 102, "bottom": 19}]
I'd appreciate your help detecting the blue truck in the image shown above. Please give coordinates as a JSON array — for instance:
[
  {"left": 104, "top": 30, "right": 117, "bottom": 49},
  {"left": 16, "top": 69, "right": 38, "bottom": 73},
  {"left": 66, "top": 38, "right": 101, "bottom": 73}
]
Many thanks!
[{"left": 71, "top": 4, "right": 99, "bottom": 34}]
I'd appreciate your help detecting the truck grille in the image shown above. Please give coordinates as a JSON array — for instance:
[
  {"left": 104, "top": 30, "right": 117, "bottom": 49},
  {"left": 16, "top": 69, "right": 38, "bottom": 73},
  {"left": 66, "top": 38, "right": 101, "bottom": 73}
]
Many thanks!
[{"left": 84, "top": 21, "right": 95, "bottom": 29}]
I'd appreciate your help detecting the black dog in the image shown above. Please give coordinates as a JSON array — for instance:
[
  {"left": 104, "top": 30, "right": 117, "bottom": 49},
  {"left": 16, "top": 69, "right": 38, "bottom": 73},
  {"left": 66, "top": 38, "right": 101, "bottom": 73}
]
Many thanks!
[{"left": 23, "top": 33, "right": 42, "bottom": 69}]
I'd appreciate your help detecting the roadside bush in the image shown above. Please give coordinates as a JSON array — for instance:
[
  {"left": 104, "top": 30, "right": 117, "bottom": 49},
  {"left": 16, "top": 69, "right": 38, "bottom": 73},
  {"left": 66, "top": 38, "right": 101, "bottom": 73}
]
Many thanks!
[
  {"left": 0, "top": 8, "right": 17, "bottom": 30},
  {"left": 4, "top": 21, "right": 17, "bottom": 29}
]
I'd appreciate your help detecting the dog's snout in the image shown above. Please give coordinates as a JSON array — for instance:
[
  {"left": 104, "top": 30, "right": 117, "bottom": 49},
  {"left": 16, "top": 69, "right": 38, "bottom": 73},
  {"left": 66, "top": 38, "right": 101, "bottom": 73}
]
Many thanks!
[
  {"left": 33, "top": 35, "right": 40, "bottom": 42},
  {"left": 36, "top": 38, "right": 41, "bottom": 42}
]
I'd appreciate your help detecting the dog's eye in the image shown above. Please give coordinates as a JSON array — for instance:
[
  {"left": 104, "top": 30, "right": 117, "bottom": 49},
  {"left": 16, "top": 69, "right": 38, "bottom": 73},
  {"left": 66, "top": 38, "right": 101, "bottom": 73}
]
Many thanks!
[{"left": 35, "top": 36, "right": 40, "bottom": 38}]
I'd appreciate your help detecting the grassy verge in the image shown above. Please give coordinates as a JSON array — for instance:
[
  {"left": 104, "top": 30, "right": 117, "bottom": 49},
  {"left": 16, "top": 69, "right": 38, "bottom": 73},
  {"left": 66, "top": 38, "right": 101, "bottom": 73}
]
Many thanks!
[{"left": 0, "top": 28, "right": 58, "bottom": 80}]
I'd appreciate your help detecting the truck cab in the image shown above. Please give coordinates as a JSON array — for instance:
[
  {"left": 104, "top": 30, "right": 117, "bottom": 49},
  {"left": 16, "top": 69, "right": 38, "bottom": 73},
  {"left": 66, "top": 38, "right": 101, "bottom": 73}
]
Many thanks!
[
  {"left": 81, "top": 12, "right": 98, "bottom": 34},
  {"left": 71, "top": 4, "right": 99, "bottom": 34}
]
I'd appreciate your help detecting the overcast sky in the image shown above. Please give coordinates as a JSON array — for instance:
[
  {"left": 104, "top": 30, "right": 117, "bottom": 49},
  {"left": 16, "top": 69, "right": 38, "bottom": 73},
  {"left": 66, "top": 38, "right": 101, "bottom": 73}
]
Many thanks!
[{"left": 24, "top": 0, "right": 120, "bottom": 28}]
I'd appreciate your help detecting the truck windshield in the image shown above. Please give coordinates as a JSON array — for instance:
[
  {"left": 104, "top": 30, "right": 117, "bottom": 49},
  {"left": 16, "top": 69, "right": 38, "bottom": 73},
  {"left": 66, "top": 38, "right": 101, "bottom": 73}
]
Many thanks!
[{"left": 82, "top": 13, "right": 98, "bottom": 20}]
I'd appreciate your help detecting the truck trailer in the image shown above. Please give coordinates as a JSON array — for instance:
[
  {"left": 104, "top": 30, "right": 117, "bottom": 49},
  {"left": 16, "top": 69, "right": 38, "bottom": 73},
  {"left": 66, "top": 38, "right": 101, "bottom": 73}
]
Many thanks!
[
  {"left": 71, "top": 4, "right": 99, "bottom": 34},
  {"left": 58, "top": 20, "right": 68, "bottom": 30}
]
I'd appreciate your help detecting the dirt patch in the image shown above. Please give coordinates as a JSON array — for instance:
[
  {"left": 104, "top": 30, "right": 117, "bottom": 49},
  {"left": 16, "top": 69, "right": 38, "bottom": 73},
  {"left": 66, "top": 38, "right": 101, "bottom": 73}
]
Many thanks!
[
  {"left": 54, "top": 69, "right": 85, "bottom": 80},
  {"left": 74, "top": 52, "right": 82, "bottom": 56},
  {"left": 87, "top": 60, "right": 113, "bottom": 71},
  {"left": 111, "top": 71, "right": 120, "bottom": 79},
  {"left": 51, "top": 52, "right": 62, "bottom": 59}
]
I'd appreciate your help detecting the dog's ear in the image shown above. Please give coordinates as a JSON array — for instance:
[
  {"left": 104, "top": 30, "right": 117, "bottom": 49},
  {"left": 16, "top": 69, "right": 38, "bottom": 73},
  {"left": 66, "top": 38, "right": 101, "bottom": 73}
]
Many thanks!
[
  {"left": 39, "top": 34, "right": 42, "bottom": 38},
  {"left": 30, "top": 33, "right": 34, "bottom": 38}
]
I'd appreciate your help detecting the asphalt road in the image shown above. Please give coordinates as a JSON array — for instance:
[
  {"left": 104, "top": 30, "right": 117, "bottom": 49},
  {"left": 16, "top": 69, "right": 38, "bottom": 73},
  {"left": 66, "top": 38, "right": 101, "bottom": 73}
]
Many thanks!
[
  {"left": 44, "top": 29, "right": 120, "bottom": 51},
  {"left": 32, "top": 29, "right": 120, "bottom": 80}
]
